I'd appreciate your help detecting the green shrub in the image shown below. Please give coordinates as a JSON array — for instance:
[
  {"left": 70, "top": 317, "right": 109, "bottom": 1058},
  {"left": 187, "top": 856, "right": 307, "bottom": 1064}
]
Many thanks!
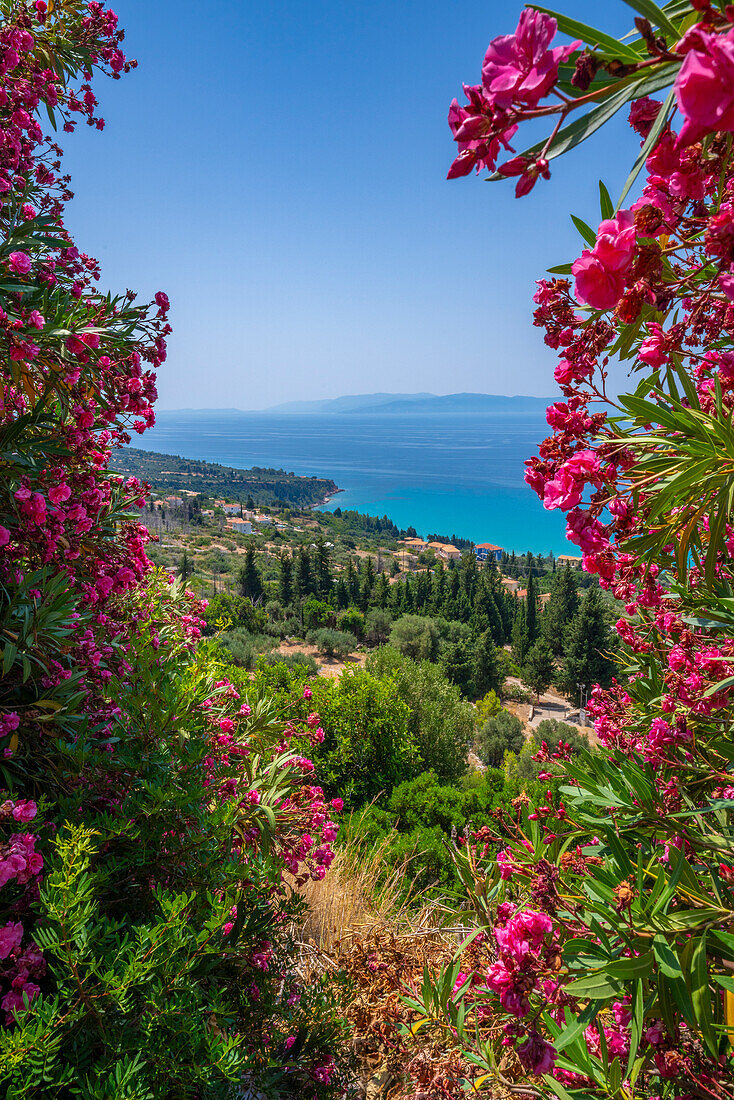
[
  {"left": 258, "top": 650, "right": 319, "bottom": 675},
  {"left": 337, "top": 606, "right": 365, "bottom": 640},
  {"left": 302, "top": 597, "right": 334, "bottom": 632},
  {"left": 364, "top": 607, "right": 392, "bottom": 646},
  {"left": 306, "top": 628, "right": 357, "bottom": 659},
  {"left": 476, "top": 709, "right": 525, "bottom": 767},
  {"left": 366, "top": 648, "right": 473, "bottom": 783},
  {"left": 389, "top": 614, "right": 439, "bottom": 660},
  {"left": 307, "top": 667, "right": 420, "bottom": 807}
]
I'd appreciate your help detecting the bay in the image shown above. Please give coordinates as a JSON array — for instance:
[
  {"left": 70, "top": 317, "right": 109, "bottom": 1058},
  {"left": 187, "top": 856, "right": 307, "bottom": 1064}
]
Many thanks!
[{"left": 132, "top": 408, "right": 573, "bottom": 555}]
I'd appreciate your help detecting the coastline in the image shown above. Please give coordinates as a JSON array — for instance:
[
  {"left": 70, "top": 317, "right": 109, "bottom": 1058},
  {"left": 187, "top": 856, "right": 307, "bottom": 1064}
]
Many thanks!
[{"left": 314, "top": 487, "right": 345, "bottom": 509}]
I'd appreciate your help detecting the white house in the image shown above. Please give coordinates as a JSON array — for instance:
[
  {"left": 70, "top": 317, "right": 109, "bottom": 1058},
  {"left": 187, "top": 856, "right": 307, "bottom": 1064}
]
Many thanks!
[{"left": 227, "top": 518, "right": 252, "bottom": 534}]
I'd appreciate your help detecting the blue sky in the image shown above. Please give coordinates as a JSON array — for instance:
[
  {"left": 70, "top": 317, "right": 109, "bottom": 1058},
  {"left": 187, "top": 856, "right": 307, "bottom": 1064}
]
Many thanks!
[{"left": 62, "top": 1, "right": 639, "bottom": 410}]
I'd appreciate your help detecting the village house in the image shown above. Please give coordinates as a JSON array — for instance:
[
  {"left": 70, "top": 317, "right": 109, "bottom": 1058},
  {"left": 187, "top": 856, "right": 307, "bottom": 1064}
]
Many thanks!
[
  {"left": 428, "top": 541, "right": 461, "bottom": 563},
  {"left": 557, "top": 554, "right": 583, "bottom": 568},
  {"left": 226, "top": 517, "right": 252, "bottom": 534},
  {"left": 222, "top": 503, "right": 241, "bottom": 516},
  {"left": 399, "top": 537, "right": 428, "bottom": 551},
  {"left": 474, "top": 542, "right": 503, "bottom": 563}
]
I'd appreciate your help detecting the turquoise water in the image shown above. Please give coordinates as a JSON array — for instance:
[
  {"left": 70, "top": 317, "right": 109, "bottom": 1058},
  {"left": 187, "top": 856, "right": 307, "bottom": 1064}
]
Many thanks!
[{"left": 133, "top": 408, "right": 572, "bottom": 555}]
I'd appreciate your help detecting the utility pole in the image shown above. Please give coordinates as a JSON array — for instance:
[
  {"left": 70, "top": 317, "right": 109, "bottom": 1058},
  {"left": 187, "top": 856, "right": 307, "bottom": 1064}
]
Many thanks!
[{"left": 578, "top": 682, "right": 588, "bottom": 725}]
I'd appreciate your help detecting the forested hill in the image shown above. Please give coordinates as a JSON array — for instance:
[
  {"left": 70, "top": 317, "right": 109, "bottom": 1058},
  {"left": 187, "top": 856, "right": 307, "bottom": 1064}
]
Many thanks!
[{"left": 112, "top": 448, "right": 339, "bottom": 508}]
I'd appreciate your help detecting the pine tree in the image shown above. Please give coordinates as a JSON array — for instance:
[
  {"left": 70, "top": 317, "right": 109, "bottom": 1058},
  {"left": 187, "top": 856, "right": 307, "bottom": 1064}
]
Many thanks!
[
  {"left": 559, "top": 586, "right": 616, "bottom": 704},
  {"left": 542, "top": 565, "right": 579, "bottom": 656},
  {"left": 472, "top": 630, "right": 501, "bottom": 698},
  {"left": 238, "top": 547, "right": 263, "bottom": 601},
  {"left": 521, "top": 639, "right": 555, "bottom": 701},
  {"left": 179, "top": 550, "right": 191, "bottom": 583},
  {"left": 346, "top": 557, "right": 360, "bottom": 603}
]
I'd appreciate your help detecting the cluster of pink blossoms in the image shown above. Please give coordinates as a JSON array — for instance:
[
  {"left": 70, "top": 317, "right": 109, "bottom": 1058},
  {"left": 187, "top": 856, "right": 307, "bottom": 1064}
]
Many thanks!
[
  {"left": 448, "top": 9, "right": 578, "bottom": 193},
  {"left": 443, "top": 8, "right": 734, "bottom": 1094},
  {"left": 199, "top": 683, "right": 339, "bottom": 885}
]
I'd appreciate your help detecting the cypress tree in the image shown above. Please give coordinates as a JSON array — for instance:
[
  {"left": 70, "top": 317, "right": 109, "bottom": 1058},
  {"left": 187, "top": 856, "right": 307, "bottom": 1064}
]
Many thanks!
[
  {"left": 511, "top": 600, "right": 530, "bottom": 666},
  {"left": 542, "top": 565, "right": 579, "bottom": 656},
  {"left": 278, "top": 552, "right": 293, "bottom": 608},
  {"left": 238, "top": 547, "right": 263, "bottom": 601},
  {"left": 559, "top": 586, "right": 616, "bottom": 704},
  {"left": 525, "top": 571, "right": 539, "bottom": 643},
  {"left": 296, "top": 546, "right": 313, "bottom": 597}
]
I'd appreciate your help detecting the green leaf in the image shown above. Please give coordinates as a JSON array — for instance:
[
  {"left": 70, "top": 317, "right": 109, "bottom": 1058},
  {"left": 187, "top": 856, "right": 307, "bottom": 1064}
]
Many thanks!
[
  {"left": 599, "top": 180, "right": 614, "bottom": 219},
  {"left": 618, "top": 0, "right": 682, "bottom": 39},
  {"left": 617, "top": 86, "right": 676, "bottom": 208},
  {"left": 571, "top": 214, "right": 598, "bottom": 247},
  {"left": 653, "top": 935, "right": 683, "bottom": 979},
  {"left": 565, "top": 971, "right": 623, "bottom": 999},
  {"left": 542, "top": 1073, "right": 577, "bottom": 1100},
  {"left": 607, "top": 950, "right": 653, "bottom": 979},
  {"left": 688, "top": 933, "right": 718, "bottom": 1054}
]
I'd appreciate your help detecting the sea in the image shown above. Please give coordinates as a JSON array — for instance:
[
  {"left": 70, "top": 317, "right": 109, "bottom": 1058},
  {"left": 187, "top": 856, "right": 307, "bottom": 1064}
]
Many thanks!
[{"left": 131, "top": 408, "right": 573, "bottom": 556}]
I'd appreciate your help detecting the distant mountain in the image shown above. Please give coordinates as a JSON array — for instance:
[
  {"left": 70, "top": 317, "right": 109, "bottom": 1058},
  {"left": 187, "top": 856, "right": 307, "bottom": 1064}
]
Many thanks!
[
  {"left": 350, "top": 392, "right": 552, "bottom": 415},
  {"left": 263, "top": 392, "right": 551, "bottom": 416},
  {"left": 265, "top": 393, "right": 435, "bottom": 415}
]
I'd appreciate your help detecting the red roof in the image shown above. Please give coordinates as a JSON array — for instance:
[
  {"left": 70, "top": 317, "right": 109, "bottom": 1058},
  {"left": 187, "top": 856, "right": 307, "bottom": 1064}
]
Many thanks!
[{"left": 476, "top": 543, "right": 502, "bottom": 550}]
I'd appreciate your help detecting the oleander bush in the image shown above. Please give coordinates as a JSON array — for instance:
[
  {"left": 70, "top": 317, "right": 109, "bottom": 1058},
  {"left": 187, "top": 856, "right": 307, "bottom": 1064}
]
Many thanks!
[
  {"left": 0, "top": 4, "right": 347, "bottom": 1095},
  {"left": 407, "top": 3, "right": 734, "bottom": 1097}
]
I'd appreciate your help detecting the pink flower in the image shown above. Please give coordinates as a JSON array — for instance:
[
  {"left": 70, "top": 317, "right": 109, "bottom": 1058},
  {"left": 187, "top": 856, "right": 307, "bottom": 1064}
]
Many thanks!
[
  {"left": 2, "top": 983, "right": 39, "bottom": 1019},
  {"left": 629, "top": 96, "right": 663, "bottom": 138},
  {"left": 48, "top": 484, "right": 71, "bottom": 505},
  {"left": 330, "top": 798, "right": 343, "bottom": 812},
  {"left": 482, "top": 10, "right": 578, "bottom": 109},
  {"left": 593, "top": 210, "right": 637, "bottom": 271},
  {"left": 496, "top": 910, "right": 553, "bottom": 962},
  {"left": 0, "top": 526, "right": 10, "bottom": 547},
  {"left": 543, "top": 467, "right": 582, "bottom": 512},
  {"left": 0, "top": 921, "right": 22, "bottom": 959},
  {"left": 8, "top": 251, "right": 31, "bottom": 275},
  {"left": 11, "top": 800, "right": 36, "bottom": 822},
  {"left": 639, "top": 323, "right": 668, "bottom": 367},
  {"left": 572, "top": 251, "right": 627, "bottom": 310},
  {"left": 572, "top": 209, "right": 636, "bottom": 310},
  {"left": 517, "top": 1030, "right": 557, "bottom": 1075},
  {"left": 675, "top": 27, "right": 734, "bottom": 146}
]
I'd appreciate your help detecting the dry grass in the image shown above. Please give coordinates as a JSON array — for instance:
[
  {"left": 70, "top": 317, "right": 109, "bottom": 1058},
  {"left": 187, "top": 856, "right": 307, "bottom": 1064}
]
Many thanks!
[{"left": 297, "top": 832, "right": 451, "bottom": 954}]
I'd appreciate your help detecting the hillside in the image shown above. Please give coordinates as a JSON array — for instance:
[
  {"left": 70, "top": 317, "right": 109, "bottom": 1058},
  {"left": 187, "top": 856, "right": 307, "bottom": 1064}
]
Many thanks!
[{"left": 112, "top": 448, "right": 339, "bottom": 508}]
